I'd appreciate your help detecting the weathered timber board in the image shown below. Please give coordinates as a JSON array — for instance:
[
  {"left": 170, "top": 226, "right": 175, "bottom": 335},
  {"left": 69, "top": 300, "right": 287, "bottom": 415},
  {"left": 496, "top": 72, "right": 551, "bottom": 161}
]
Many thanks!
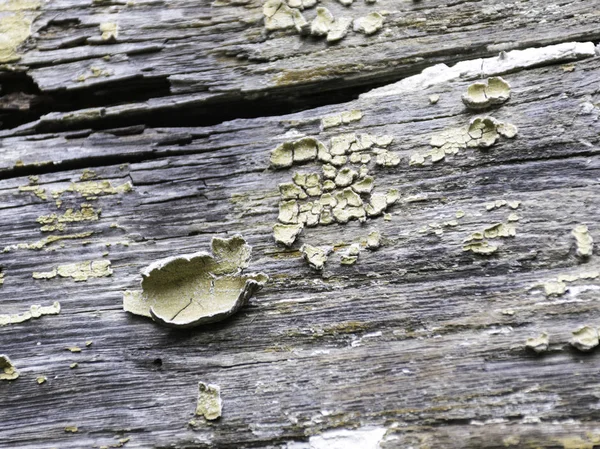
[
  {"left": 0, "top": 45, "right": 600, "bottom": 448},
  {"left": 2, "top": 0, "right": 600, "bottom": 132}
]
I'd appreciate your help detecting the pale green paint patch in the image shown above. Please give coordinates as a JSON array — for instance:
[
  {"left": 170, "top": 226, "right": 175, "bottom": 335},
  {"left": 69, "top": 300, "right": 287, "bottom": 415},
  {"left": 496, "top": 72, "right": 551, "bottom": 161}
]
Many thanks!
[
  {"left": 571, "top": 326, "right": 598, "bottom": 352},
  {"left": 34, "top": 260, "right": 112, "bottom": 282},
  {"left": 124, "top": 236, "right": 267, "bottom": 328},
  {"left": 525, "top": 332, "right": 549, "bottom": 353},
  {"left": 0, "top": 301, "right": 60, "bottom": 326},
  {"left": 462, "top": 77, "right": 511, "bottom": 110},
  {"left": 196, "top": 382, "right": 222, "bottom": 420},
  {"left": 0, "top": 0, "right": 40, "bottom": 64},
  {"left": 300, "top": 244, "right": 332, "bottom": 271},
  {"left": 572, "top": 224, "right": 593, "bottom": 258},
  {"left": 0, "top": 354, "right": 18, "bottom": 380}
]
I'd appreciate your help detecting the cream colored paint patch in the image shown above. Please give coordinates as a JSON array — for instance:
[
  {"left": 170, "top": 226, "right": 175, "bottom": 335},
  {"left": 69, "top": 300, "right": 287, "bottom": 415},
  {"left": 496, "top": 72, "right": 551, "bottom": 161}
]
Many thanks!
[
  {"left": 0, "top": 4, "right": 36, "bottom": 64},
  {"left": 51, "top": 180, "right": 133, "bottom": 200},
  {"left": 3, "top": 231, "right": 94, "bottom": 252},
  {"left": 33, "top": 260, "right": 112, "bottom": 282},
  {"left": 0, "top": 301, "right": 60, "bottom": 326},
  {"left": 0, "top": 354, "right": 19, "bottom": 380},
  {"left": 196, "top": 382, "right": 222, "bottom": 420},
  {"left": 37, "top": 203, "right": 101, "bottom": 232},
  {"left": 123, "top": 235, "right": 268, "bottom": 328}
]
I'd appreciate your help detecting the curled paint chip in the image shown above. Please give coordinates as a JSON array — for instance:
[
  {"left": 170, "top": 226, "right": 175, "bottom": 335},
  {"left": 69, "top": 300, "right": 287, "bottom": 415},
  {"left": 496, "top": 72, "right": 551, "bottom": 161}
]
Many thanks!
[
  {"left": 462, "top": 77, "right": 511, "bottom": 110},
  {"left": 273, "top": 223, "right": 304, "bottom": 247},
  {"left": 570, "top": 325, "right": 599, "bottom": 352},
  {"left": 572, "top": 224, "right": 593, "bottom": 258},
  {"left": 123, "top": 236, "right": 268, "bottom": 328},
  {"left": 0, "top": 355, "right": 18, "bottom": 381},
  {"left": 525, "top": 332, "right": 549, "bottom": 353},
  {"left": 196, "top": 382, "right": 222, "bottom": 420},
  {"left": 301, "top": 244, "right": 333, "bottom": 271}
]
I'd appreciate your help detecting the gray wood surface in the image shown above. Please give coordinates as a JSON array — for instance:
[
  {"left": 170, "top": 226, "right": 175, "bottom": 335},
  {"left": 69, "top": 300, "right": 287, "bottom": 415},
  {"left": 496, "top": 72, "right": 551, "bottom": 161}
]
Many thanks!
[{"left": 2, "top": 1, "right": 600, "bottom": 448}]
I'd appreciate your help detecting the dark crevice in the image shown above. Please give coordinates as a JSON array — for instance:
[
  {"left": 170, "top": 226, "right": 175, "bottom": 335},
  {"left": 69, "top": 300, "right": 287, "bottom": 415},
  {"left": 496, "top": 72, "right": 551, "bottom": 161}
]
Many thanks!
[
  {"left": 0, "top": 43, "right": 495, "bottom": 134},
  {"left": 0, "top": 70, "right": 171, "bottom": 130},
  {"left": 1, "top": 39, "right": 598, "bottom": 136}
]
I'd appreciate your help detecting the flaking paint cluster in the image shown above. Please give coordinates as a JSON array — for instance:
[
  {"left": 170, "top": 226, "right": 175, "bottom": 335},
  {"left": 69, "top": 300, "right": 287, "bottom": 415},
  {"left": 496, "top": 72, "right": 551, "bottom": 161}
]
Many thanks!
[
  {"left": 263, "top": 0, "right": 384, "bottom": 42},
  {"left": 271, "top": 123, "right": 399, "bottom": 249},
  {"left": 410, "top": 116, "right": 518, "bottom": 165}
]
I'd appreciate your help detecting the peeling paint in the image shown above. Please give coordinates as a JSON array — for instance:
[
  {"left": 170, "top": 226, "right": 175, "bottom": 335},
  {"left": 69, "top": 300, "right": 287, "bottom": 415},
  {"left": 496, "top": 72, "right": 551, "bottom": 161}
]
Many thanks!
[
  {"left": 572, "top": 224, "right": 593, "bottom": 258},
  {"left": 353, "top": 12, "right": 384, "bottom": 35},
  {"left": 462, "top": 77, "right": 511, "bottom": 110},
  {"left": 51, "top": 180, "right": 133, "bottom": 200},
  {"left": 366, "top": 230, "right": 381, "bottom": 249},
  {"left": 311, "top": 7, "right": 334, "bottom": 36},
  {"left": 123, "top": 235, "right": 267, "bottom": 328},
  {"left": 570, "top": 326, "right": 598, "bottom": 352},
  {"left": 0, "top": 354, "right": 18, "bottom": 380},
  {"left": 37, "top": 203, "right": 101, "bottom": 232},
  {"left": 300, "top": 244, "right": 332, "bottom": 271},
  {"left": 525, "top": 332, "right": 549, "bottom": 353},
  {"left": 36, "top": 375, "right": 47, "bottom": 384},
  {"left": 364, "top": 42, "right": 596, "bottom": 99},
  {"left": 340, "top": 243, "right": 360, "bottom": 265},
  {"left": 99, "top": 22, "right": 118, "bottom": 42},
  {"left": 196, "top": 382, "right": 222, "bottom": 420},
  {"left": 0, "top": 0, "right": 40, "bottom": 64},
  {"left": 45, "top": 259, "right": 111, "bottom": 281},
  {"left": 327, "top": 17, "right": 352, "bottom": 43},
  {"left": 273, "top": 223, "right": 304, "bottom": 247},
  {"left": 0, "top": 301, "right": 60, "bottom": 326}
]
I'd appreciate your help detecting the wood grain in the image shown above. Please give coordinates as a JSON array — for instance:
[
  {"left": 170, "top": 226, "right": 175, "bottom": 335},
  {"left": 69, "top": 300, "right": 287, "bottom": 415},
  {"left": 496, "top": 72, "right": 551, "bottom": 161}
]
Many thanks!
[{"left": 1, "top": 41, "right": 600, "bottom": 448}]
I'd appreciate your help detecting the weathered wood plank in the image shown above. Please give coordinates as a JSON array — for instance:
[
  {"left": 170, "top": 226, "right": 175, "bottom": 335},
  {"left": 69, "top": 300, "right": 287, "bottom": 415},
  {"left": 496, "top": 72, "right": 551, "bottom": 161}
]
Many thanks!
[
  {"left": 2, "top": 0, "right": 600, "bottom": 132},
  {"left": 1, "top": 44, "right": 600, "bottom": 448}
]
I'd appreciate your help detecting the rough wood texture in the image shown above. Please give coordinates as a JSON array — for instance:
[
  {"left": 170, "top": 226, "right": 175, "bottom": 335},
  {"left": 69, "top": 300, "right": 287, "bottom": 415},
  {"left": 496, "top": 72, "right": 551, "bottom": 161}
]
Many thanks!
[
  {"left": 2, "top": 1, "right": 600, "bottom": 448},
  {"left": 2, "top": 0, "right": 600, "bottom": 132}
]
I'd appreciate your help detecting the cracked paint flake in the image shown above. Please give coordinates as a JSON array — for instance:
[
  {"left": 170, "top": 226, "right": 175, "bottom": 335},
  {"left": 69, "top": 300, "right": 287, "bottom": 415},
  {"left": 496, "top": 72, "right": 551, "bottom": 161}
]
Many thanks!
[
  {"left": 196, "top": 382, "right": 222, "bottom": 420},
  {"left": 273, "top": 223, "right": 304, "bottom": 247},
  {"left": 367, "top": 230, "right": 381, "bottom": 249},
  {"left": 0, "top": 301, "right": 60, "bottom": 326},
  {"left": 462, "top": 76, "right": 511, "bottom": 110},
  {"left": 300, "top": 244, "right": 333, "bottom": 271},
  {"left": 123, "top": 235, "right": 267, "bottom": 328},
  {"left": 412, "top": 115, "right": 517, "bottom": 165}
]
